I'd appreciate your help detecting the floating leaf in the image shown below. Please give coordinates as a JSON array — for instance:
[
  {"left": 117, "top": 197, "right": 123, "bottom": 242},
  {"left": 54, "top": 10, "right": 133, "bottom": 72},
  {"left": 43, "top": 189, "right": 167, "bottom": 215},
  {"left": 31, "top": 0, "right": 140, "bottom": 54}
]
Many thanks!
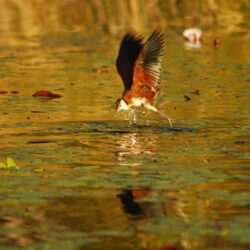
[
  {"left": 7, "top": 157, "right": 16, "bottom": 168},
  {"left": 184, "top": 95, "right": 191, "bottom": 101},
  {"left": 11, "top": 90, "right": 19, "bottom": 94},
  {"left": 32, "top": 90, "right": 62, "bottom": 98}
]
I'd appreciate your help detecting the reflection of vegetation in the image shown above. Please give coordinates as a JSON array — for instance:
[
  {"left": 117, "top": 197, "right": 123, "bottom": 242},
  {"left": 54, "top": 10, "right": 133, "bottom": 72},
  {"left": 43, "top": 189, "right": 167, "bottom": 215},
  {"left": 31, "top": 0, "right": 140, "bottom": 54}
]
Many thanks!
[{"left": 0, "top": 0, "right": 249, "bottom": 35}]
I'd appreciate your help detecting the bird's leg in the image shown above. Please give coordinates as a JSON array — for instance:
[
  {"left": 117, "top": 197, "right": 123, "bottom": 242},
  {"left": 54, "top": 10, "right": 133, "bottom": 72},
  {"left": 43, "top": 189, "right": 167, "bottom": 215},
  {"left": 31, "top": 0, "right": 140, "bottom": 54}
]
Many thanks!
[
  {"left": 128, "top": 109, "right": 133, "bottom": 125},
  {"left": 128, "top": 109, "right": 137, "bottom": 125},
  {"left": 158, "top": 110, "right": 173, "bottom": 128},
  {"left": 146, "top": 109, "right": 150, "bottom": 126},
  {"left": 132, "top": 109, "right": 137, "bottom": 124},
  {"left": 145, "top": 104, "right": 173, "bottom": 128}
]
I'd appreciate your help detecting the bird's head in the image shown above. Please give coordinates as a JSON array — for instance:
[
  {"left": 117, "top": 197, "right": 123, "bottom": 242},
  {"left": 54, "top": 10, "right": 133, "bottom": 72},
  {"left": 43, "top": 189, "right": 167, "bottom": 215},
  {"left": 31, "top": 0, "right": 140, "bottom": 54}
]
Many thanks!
[{"left": 115, "top": 98, "right": 129, "bottom": 111}]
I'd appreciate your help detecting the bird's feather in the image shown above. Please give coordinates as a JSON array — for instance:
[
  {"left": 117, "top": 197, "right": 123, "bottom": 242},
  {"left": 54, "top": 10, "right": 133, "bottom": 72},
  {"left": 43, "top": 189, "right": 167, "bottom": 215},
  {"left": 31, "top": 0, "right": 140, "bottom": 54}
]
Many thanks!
[
  {"left": 116, "top": 34, "right": 143, "bottom": 90},
  {"left": 133, "top": 31, "right": 164, "bottom": 92}
]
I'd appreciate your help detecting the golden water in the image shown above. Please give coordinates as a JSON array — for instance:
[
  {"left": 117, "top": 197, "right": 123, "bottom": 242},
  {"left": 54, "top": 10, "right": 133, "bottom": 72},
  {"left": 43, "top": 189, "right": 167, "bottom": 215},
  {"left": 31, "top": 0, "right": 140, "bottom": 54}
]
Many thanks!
[{"left": 0, "top": 1, "right": 250, "bottom": 250}]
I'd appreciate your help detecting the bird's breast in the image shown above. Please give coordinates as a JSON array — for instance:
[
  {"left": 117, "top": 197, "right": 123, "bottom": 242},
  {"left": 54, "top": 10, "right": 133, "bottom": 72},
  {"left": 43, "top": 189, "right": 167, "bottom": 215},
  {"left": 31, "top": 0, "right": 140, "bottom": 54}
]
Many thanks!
[{"left": 131, "top": 97, "right": 148, "bottom": 107}]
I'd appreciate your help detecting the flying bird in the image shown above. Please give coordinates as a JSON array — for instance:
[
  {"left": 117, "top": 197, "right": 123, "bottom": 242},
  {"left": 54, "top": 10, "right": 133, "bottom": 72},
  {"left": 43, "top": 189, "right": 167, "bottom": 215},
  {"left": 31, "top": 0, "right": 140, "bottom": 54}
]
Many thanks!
[{"left": 115, "top": 31, "right": 172, "bottom": 127}]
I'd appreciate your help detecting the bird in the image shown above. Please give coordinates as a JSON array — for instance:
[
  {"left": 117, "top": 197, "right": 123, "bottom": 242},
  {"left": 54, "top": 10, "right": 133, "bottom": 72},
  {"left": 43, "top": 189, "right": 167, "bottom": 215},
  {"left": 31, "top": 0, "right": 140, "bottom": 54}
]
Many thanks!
[
  {"left": 183, "top": 28, "right": 202, "bottom": 49},
  {"left": 183, "top": 28, "right": 202, "bottom": 43},
  {"left": 115, "top": 30, "right": 173, "bottom": 127}
]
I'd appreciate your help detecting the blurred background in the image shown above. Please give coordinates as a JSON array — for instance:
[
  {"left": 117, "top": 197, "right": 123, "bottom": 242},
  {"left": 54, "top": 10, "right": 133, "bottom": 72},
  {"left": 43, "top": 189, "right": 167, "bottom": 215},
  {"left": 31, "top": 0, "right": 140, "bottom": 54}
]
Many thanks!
[{"left": 0, "top": 0, "right": 249, "bottom": 36}]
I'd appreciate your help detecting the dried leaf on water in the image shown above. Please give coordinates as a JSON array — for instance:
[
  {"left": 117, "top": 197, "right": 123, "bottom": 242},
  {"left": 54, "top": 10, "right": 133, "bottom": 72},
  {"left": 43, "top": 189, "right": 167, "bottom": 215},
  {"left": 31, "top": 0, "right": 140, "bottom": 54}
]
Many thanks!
[{"left": 32, "top": 90, "right": 62, "bottom": 98}]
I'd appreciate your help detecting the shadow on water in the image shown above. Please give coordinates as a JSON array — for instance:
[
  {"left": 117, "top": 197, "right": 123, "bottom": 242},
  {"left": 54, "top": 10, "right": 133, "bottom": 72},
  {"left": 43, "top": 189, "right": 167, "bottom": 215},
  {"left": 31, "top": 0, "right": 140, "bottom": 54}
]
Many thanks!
[
  {"left": 84, "top": 121, "right": 197, "bottom": 134},
  {"left": 24, "top": 121, "right": 196, "bottom": 140}
]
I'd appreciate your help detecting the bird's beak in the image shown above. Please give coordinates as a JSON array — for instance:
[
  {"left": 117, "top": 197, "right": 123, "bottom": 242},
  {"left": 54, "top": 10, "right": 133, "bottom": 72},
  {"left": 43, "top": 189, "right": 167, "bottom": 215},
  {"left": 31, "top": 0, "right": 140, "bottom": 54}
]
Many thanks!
[
  {"left": 117, "top": 104, "right": 122, "bottom": 112},
  {"left": 115, "top": 98, "right": 121, "bottom": 112}
]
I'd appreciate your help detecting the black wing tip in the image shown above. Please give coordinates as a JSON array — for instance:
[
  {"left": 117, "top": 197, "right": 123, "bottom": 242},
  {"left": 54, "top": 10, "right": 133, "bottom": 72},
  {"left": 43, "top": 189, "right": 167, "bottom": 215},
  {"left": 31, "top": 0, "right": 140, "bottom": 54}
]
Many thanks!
[
  {"left": 141, "top": 30, "right": 165, "bottom": 70},
  {"left": 152, "top": 29, "right": 165, "bottom": 37},
  {"left": 123, "top": 29, "right": 143, "bottom": 40},
  {"left": 123, "top": 32, "right": 142, "bottom": 41},
  {"left": 119, "top": 30, "right": 164, "bottom": 49},
  {"left": 120, "top": 32, "right": 143, "bottom": 51},
  {"left": 116, "top": 32, "right": 143, "bottom": 67},
  {"left": 149, "top": 30, "right": 165, "bottom": 45},
  {"left": 120, "top": 30, "right": 164, "bottom": 44},
  {"left": 116, "top": 31, "right": 144, "bottom": 91}
]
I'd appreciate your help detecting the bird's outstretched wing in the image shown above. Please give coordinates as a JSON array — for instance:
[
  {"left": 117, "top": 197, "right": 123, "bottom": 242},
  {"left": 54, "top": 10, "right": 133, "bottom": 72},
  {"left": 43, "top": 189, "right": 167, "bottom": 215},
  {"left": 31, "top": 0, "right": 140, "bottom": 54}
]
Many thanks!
[
  {"left": 116, "top": 33, "right": 143, "bottom": 91},
  {"left": 133, "top": 31, "right": 165, "bottom": 92}
]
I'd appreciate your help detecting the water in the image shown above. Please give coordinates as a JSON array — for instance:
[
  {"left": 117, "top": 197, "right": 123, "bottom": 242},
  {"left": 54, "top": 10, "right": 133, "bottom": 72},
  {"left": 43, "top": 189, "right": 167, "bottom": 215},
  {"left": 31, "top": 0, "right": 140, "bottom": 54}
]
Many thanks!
[{"left": 0, "top": 12, "right": 250, "bottom": 250}]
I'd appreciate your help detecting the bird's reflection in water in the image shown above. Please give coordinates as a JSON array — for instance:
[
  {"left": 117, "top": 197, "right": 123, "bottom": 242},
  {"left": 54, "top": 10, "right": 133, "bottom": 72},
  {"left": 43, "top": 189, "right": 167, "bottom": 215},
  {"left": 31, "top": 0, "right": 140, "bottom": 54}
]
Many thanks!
[
  {"left": 115, "top": 131, "right": 166, "bottom": 221},
  {"left": 115, "top": 131, "right": 156, "bottom": 165},
  {"left": 117, "top": 188, "right": 189, "bottom": 250},
  {"left": 117, "top": 190, "right": 143, "bottom": 220},
  {"left": 184, "top": 40, "right": 202, "bottom": 49},
  {"left": 117, "top": 189, "right": 166, "bottom": 221},
  {"left": 115, "top": 131, "right": 192, "bottom": 250}
]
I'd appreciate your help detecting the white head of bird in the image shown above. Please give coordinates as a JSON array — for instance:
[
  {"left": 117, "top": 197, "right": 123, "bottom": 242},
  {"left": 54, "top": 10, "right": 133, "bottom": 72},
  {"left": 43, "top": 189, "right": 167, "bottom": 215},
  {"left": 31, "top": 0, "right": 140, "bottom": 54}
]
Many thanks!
[{"left": 116, "top": 98, "right": 130, "bottom": 111}]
